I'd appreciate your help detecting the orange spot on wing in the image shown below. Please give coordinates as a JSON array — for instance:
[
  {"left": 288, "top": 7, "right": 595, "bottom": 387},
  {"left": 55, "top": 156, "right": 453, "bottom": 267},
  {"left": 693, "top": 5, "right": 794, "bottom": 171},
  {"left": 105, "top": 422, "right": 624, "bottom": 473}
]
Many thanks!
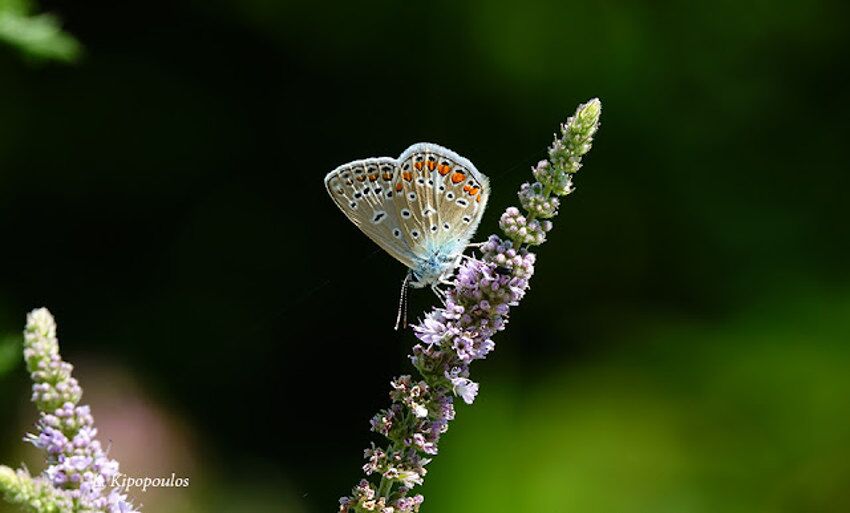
[
  {"left": 476, "top": 193, "right": 482, "bottom": 202},
  {"left": 402, "top": 171, "right": 413, "bottom": 181},
  {"left": 427, "top": 161, "right": 436, "bottom": 171},
  {"left": 382, "top": 172, "right": 393, "bottom": 181},
  {"left": 395, "top": 182, "right": 404, "bottom": 192},
  {"left": 463, "top": 185, "right": 471, "bottom": 193},
  {"left": 414, "top": 162, "right": 424, "bottom": 170},
  {"left": 451, "top": 172, "right": 465, "bottom": 184},
  {"left": 438, "top": 164, "right": 451, "bottom": 175},
  {"left": 368, "top": 174, "right": 378, "bottom": 182},
  {"left": 356, "top": 175, "right": 366, "bottom": 182}
]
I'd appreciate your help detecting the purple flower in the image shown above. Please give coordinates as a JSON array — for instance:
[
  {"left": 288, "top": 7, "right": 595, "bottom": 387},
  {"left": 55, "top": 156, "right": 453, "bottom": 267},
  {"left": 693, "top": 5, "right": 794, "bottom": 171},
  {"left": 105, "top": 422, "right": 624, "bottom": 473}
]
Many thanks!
[
  {"left": 339, "top": 99, "right": 601, "bottom": 512},
  {"left": 413, "top": 311, "right": 448, "bottom": 345},
  {"left": 2, "top": 309, "right": 140, "bottom": 513},
  {"left": 449, "top": 377, "right": 479, "bottom": 405}
]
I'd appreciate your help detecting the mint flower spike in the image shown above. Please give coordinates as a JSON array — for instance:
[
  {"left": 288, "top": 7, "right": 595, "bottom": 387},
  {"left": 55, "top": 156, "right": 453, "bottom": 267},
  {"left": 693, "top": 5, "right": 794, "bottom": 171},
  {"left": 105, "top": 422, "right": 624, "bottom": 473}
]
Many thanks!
[
  {"left": 339, "top": 99, "right": 602, "bottom": 513},
  {"left": 1, "top": 308, "right": 139, "bottom": 513}
]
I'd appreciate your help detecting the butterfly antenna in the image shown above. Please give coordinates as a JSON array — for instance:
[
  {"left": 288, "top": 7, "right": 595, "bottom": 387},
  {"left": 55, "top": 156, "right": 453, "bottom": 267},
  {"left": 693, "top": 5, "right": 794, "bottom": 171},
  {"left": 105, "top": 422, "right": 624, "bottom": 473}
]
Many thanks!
[
  {"left": 402, "top": 285, "right": 408, "bottom": 329},
  {"left": 395, "top": 272, "right": 411, "bottom": 330}
]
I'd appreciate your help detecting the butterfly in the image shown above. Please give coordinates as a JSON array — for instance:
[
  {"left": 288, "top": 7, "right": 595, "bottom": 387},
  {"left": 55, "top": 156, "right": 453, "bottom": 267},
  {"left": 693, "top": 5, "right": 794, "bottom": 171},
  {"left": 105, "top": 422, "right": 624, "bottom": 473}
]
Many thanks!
[{"left": 325, "top": 143, "right": 490, "bottom": 327}]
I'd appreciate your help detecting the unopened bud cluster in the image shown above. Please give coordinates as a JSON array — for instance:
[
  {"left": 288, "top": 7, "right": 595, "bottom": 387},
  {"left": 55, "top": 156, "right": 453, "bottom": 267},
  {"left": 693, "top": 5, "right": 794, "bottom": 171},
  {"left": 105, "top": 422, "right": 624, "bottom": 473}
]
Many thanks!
[{"left": 503, "top": 98, "right": 602, "bottom": 249}]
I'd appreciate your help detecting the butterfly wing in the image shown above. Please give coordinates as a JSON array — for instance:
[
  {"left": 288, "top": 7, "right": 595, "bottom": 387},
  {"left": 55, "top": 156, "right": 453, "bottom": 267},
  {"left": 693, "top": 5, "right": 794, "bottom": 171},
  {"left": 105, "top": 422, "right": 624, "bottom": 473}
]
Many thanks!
[
  {"left": 395, "top": 143, "right": 489, "bottom": 262},
  {"left": 325, "top": 157, "right": 420, "bottom": 270},
  {"left": 325, "top": 143, "right": 489, "bottom": 276}
]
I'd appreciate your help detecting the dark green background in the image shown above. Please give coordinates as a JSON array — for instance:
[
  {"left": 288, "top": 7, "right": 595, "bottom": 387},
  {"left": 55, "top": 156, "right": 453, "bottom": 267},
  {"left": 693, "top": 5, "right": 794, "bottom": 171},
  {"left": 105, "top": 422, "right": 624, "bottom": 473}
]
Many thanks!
[{"left": 1, "top": 1, "right": 848, "bottom": 512}]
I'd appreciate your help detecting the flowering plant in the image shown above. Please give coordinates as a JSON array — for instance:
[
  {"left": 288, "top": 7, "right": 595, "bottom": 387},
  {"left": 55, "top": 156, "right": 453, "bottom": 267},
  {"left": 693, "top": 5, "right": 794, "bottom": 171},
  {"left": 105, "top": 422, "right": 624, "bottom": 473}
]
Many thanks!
[
  {"left": 0, "top": 308, "right": 139, "bottom": 513},
  {"left": 339, "top": 98, "right": 602, "bottom": 512}
]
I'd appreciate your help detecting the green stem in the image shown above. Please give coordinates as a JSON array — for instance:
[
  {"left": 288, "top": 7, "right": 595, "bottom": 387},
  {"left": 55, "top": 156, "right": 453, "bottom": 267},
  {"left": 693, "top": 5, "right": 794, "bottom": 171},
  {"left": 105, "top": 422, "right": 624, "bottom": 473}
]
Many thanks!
[
  {"left": 377, "top": 470, "right": 394, "bottom": 498},
  {"left": 377, "top": 403, "right": 414, "bottom": 501}
]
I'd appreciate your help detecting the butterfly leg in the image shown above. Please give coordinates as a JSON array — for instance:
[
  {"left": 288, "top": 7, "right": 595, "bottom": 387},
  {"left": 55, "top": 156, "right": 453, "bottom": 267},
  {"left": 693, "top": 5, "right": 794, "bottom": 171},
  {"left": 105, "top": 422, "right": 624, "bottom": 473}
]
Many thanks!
[
  {"left": 459, "top": 253, "right": 484, "bottom": 265},
  {"left": 430, "top": 283, "right": 451, "bottom": 305},
  {"left": 431, "top": 283, "right": 445, "bottom": 297}
]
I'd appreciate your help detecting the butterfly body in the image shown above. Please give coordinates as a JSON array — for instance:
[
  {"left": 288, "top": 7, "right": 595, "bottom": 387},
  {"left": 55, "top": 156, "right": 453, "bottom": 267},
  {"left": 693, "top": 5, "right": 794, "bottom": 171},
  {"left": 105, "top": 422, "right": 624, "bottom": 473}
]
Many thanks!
[
  {"left": 407, "top": 244, "right": 463, "bottom": 289},
  {"left": 325, "top": 143, "right": 489, "bottom": 288}
]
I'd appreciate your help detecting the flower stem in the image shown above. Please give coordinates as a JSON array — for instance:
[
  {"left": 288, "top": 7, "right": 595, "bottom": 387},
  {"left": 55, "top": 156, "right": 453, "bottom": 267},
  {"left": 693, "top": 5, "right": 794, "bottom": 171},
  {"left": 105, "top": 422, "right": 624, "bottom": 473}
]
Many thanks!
[{"left": 338, "top": 98, "right": 601, "bottom": 513}]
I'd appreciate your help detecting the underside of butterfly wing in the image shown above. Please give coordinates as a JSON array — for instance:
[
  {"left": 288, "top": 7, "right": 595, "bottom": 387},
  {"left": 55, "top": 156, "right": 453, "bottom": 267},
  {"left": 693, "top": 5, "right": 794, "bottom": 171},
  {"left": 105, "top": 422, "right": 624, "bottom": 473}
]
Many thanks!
[
  {"left": 396, "top": 143, "right": 489, "bottom": 255},
  {"left": 325, "top": 143, "right": 490, "bottom": 285},
  {"left": 325, "top": 157, "right": 418, "bottom": 269}
]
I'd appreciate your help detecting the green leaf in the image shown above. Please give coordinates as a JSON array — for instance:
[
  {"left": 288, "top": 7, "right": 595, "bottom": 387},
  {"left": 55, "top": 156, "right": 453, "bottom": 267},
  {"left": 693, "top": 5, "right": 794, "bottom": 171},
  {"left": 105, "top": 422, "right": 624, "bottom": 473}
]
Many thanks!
[{"left": 0, "top": 0, "right": 81, "bottom": 63}]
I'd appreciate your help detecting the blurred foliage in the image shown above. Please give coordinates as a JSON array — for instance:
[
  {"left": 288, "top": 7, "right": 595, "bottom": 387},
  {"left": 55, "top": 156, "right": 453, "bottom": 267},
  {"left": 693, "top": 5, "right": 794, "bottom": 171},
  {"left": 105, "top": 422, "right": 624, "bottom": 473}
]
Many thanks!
[
  {"left": 425, "top": 291, "right": 850, "bottom": 513},
  {"left": 0, "top": 0, "right": 80, "bottom": 62},
  {"left": 0, "top": 335, "right": 20, "bottom": 377}
]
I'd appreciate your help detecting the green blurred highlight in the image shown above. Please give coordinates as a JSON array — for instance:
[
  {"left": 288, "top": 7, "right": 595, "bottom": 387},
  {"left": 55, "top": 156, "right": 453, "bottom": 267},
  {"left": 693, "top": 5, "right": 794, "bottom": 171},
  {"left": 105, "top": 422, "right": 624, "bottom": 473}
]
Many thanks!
[
  {"left": 0, "top": 0, "right": 80, "bottom": 62},
  {"left": 0, "top": 335, "right": 20, "bottom": 377}
]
